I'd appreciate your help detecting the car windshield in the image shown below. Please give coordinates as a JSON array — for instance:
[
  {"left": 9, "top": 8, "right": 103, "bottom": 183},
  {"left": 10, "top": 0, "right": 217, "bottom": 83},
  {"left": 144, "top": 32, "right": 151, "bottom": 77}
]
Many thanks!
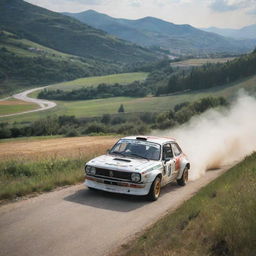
[{"left": 110, "top": 139, "right": 161, "bottom": 161}]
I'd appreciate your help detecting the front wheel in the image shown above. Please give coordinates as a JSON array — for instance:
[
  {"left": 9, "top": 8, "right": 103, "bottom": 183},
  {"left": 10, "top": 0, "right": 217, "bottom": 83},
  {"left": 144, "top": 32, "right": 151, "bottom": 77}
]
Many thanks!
[
  {"left": 177, "top": 167, "right": 188, "bottom": 186},
  {"left": 148, "top": 176, "right": 161, "bottom": 201}
]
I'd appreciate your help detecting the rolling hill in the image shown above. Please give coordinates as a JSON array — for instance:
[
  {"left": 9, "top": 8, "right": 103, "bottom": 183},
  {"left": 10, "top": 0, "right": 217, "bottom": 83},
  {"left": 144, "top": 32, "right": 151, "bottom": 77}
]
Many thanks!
[
  {"left": 202, "top": 24, "right": 256, "bottom": 40},
  {"left": 63, "top": 10, "right": 256, "bottom": 56},
  {"left": 0, "top": 0, "right": 157, "bottom": 64},
  {"left": 0, "top": 30, "right": 122, "bottom": 95}
]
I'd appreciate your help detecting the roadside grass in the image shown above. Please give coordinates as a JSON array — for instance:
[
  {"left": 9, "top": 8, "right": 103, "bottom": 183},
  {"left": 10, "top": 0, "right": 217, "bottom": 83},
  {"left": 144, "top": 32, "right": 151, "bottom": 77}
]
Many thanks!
[
  {"left": 1, "top": 75, "right": 256, "bottom": 123},
  {"left": 0, "top": 144, "right": 109, "bottom": 201},
  {"left": 171, "top": 57, "right": 236, "bottom": 68},
  {"left": 118, "top": 152, "right": 256, "bottom": 256},
  {"left": 0, "top": 135, "right": 117, "bottom": 201},
  {"left": 0, "top": 99, "right": 38, "bottom": 115}
]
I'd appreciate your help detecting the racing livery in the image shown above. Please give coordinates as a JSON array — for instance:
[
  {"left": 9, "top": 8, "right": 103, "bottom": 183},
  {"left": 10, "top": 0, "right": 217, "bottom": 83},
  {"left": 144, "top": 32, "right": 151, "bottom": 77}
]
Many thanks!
[{"left": 84, "top": 136, "right": 190, "bottom": 200}]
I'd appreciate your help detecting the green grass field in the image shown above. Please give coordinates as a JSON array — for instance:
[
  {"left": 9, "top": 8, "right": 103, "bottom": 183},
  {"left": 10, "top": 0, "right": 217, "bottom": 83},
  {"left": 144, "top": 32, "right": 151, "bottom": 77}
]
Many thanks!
[
  {"left": 118, "top": 152, "right": 256, "bottom": 256},
  {"left": 44, "top": 72, "right": 149, "bottom": 91},
  {"left": 1, "top": 74, "right": 255, "bottom": 123}
]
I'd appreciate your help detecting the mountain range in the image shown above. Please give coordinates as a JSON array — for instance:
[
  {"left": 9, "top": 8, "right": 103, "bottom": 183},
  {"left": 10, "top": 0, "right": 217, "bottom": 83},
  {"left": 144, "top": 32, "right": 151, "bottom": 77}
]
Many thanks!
[
  {"left": 0, "top": 0, "right": 157, "bottom": 64},
  {"left": 202, "top": 24, "right": 256, "bottom": 40},
  {"left": 63, "top": 10, "right": 256, "bottom": 56}
]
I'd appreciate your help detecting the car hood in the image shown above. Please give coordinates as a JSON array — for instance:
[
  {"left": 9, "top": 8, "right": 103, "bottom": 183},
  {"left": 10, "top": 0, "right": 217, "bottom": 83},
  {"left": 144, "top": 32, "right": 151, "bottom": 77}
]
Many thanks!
[{"left": 87, "top": 154, "right": 161, "bottom": 173}]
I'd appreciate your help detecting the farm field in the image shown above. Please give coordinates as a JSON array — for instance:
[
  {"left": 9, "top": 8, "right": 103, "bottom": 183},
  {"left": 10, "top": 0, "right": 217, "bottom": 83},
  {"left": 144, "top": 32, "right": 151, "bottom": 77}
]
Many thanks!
[
  {"left": 0, "top": 135, "right": 117, "bottom": 161},
  {"left": 171, "top": 57, "right": 236, "bottom": 68},
  {"left": 1, "top": 74, "right": 256, "bottom": 123},
  {"left": 0, "top": 135, "right": 118, "bottom": 200},
  {"left": 0, "top": 98, "right": 37, "bottom": 115}
]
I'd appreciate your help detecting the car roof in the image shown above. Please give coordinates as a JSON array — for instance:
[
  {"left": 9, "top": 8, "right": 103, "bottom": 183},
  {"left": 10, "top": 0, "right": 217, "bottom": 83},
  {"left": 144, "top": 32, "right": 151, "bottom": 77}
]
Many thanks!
[{"left": 122, "top": 136, "right": 176, "bottom": 145}]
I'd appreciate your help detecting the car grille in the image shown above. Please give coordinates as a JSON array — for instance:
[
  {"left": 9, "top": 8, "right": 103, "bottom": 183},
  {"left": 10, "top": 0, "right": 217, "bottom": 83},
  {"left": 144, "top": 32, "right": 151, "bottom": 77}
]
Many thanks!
[{"left": 95, "top": 167, "right": 131, "bottom": 181}]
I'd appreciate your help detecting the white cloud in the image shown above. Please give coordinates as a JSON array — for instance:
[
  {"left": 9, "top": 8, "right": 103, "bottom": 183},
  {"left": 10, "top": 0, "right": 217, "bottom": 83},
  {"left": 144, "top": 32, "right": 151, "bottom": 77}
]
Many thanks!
[{"left": 209, "top": 0, "right": 256, "bottom": 12}]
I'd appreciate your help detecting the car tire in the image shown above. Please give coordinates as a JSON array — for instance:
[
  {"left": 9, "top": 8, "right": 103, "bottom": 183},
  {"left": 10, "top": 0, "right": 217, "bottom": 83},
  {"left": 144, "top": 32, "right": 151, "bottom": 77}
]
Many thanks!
[
  {"left": 148, "top": 176, "right": 161, "bottom": 201},
  {"left": 177, "top": 167, "right": 188, "bottom": 186}
]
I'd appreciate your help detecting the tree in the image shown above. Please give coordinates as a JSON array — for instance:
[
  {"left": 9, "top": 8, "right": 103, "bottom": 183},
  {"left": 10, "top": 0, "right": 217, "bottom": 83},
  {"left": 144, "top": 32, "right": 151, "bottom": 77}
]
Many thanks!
[
  {"left": 118, "top": 104, "right": 125, "bottom": 113},
  {"left": 101, "top": 114, "right": 111, "bottom": 124}
]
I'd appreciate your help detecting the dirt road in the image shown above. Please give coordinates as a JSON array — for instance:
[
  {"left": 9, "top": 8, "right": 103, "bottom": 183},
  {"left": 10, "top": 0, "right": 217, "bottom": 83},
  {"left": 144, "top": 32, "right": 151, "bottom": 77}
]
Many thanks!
[
  {"left": 0, "top": 87, "right": 56, "bottom": 117},
  {"left": 0, "top": 165, "right": 232, "bottom": 256}
]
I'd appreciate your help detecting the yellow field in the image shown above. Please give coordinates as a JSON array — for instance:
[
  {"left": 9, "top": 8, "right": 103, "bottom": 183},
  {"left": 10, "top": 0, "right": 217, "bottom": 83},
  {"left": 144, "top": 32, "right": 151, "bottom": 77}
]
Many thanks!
[{"left": 0, "top": 136, "right": 118, "bottom": 161}]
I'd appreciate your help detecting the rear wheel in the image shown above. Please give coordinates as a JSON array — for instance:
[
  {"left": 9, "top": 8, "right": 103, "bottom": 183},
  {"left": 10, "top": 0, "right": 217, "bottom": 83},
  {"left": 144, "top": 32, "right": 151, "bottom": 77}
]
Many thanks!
[
  {"left": 148, "top": 176, "right": 161, "bottom": 201},
  {"left": 177, "top": 167, "right": 188, "bottom": 186}
]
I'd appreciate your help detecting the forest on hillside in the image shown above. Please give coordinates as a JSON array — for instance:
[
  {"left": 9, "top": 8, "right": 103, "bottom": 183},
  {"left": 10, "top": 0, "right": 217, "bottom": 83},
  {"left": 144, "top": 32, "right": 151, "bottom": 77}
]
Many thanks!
[{"left": 38, "top": 50, "right": 256, "bottom": 101}]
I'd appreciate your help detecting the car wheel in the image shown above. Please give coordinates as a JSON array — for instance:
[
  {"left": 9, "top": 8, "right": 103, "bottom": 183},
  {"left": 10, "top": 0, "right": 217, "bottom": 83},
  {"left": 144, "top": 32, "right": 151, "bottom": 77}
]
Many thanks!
[
  {"left": 148, "top": 176, "right": 161, "bottom": 201},
  {"left": 177, "top": 167, "right": 188, "bottom": 186}
]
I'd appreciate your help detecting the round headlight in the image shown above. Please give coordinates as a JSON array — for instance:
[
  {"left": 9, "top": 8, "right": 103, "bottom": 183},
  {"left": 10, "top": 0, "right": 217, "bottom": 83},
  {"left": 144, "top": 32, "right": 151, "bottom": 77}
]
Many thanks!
[
  {"left": 131, "top": 173, "right": 141, "bottom": 183},
  {"left": 90, "top": 167, "right": 96, "bottom": 175},
  {"left": 85, "top": 165, "right": 96, "bottom": 175},
  {"left": 85, "top": 165, "right": 91, "bottom": 174}
]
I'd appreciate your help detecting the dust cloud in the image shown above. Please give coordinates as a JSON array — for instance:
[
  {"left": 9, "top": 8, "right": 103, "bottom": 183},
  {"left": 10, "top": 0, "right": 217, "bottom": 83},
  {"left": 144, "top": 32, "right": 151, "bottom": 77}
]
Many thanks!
[{"left": 152, "top": 91, "right": 256, "bottom": 180}]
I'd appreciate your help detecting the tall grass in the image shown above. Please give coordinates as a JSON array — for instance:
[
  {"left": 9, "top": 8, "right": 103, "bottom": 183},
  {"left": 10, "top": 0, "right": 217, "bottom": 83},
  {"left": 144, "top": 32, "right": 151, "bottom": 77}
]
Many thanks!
[
  {"left": 0, "top": 157, "right": 86, "bottom": 200},
  {"left": 119, "top": 152, "right": 256, "bottom": 256}
]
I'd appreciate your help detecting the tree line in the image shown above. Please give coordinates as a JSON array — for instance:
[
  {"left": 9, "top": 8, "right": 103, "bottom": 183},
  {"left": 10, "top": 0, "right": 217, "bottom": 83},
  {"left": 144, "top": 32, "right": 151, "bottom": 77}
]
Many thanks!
[
  {"left": 156, "top": 50, "right": 256, "bottom": 95},
  {"left": 37, "top": 51, "right": 256, "bottom": 101},
  {"left": 38, "top": 81, "right": 148, "bottom": 100},
  {"left": 0, "top": 96, "right": 227, "bottom": 139}
]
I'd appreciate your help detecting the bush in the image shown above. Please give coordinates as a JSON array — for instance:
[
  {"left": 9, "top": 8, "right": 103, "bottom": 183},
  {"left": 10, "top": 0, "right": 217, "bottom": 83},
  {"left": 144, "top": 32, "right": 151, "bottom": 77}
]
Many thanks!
[
  {"left": 65, "top": 128, "right": 80, "bottom": 137},
  {"left": 84, "top": 123, "right": 106, "bottom": 134}
]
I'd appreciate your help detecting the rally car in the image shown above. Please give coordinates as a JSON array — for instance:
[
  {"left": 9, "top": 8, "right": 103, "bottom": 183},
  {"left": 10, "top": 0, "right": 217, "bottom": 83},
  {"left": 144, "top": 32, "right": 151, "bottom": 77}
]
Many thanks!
[{"left": 84, "top": 136, "right": 190, "bottom": 201}]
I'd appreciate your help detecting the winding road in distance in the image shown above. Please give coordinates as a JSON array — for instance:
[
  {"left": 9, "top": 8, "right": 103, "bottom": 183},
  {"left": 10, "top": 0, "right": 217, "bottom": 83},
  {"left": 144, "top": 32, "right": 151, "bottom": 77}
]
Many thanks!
[
  {"left": 0, "top": 87, "right": 56, "bottom": 118},
  {"left": 0, "top": 164, "right": 235, "bottom": 256}
]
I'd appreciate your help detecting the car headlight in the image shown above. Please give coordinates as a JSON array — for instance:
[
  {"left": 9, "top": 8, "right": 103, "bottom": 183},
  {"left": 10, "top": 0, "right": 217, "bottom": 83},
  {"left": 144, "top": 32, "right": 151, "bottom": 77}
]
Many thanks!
[
  {"left": 131, "top": 173, "right": 141, "bottom": 183},
  {"left": 85, "top": 165, "right": 96, "bottom": 175}
]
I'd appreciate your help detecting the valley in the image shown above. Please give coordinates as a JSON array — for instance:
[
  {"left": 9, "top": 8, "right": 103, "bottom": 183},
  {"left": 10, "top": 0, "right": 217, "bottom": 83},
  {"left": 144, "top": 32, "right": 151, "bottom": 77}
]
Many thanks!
[{"left": 0, "top": 1, "right": 256, "bottom": 256}]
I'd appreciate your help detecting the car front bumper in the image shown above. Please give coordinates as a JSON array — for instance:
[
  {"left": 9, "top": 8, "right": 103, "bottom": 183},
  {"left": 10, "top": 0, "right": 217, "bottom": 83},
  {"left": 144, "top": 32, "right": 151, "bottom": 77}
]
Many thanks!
[{"left": 85, "top": 176, "right": 152, "bottom": 196}]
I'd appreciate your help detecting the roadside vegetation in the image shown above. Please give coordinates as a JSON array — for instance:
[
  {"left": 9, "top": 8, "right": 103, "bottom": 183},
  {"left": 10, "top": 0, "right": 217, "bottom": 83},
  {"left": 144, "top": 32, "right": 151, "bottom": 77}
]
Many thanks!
[
  {"left": 117, "top": 152, "right": 256, "bottom": 256},
  {"left": 0, "top": 136, "right": 116, "bottom": 201}
]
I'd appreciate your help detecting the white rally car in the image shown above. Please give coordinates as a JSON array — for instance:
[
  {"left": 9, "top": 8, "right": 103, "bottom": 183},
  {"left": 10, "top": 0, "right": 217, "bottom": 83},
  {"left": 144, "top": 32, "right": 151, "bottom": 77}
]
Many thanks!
[{"left": 84, "top": 136, "right": 190, "bottom": 200}]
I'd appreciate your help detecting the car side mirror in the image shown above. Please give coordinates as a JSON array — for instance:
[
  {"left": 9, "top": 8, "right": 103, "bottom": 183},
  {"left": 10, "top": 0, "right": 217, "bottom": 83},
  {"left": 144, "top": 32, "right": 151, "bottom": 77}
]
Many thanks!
[{"left": 106, "top": 149, "right": 110, "bottom": 154}]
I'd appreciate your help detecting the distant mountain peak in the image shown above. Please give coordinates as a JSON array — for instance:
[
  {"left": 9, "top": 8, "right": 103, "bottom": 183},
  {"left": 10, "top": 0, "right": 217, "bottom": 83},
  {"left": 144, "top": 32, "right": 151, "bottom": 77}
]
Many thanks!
[{"left": 63, "top": 10, "right": 255, "bottom": 55}]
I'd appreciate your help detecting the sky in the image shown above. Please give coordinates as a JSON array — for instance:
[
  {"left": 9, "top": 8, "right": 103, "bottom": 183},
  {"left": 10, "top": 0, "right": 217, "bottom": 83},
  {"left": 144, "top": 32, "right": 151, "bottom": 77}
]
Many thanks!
[{"left": 25, "top": 0, "right": 256, "bottom": 28}]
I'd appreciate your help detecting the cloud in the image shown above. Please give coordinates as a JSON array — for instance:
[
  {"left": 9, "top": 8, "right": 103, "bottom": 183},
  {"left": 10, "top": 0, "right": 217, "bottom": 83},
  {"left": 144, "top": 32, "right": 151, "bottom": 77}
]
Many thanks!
[
  {"left": 209, "top": 0, "right": 255, "bottom": 12},
  {"left": 129, "top": 0, "right": 142, "bottom": 7},
  {"left": 247, "top": 7, "right": 256, "bottom": 15}
]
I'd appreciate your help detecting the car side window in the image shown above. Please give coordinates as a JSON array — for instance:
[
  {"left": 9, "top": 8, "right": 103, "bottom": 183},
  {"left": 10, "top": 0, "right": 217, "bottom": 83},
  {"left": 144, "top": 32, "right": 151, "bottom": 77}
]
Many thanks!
[
  {"left": 162, "top": 143, "right": 173, "bottom": 160},
  {"left": 172, "top": 143, "right": 182, "bottom": 156}
]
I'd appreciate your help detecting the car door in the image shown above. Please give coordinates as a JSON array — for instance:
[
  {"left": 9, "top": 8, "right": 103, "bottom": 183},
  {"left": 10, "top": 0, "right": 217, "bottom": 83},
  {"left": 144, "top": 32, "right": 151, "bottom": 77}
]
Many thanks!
[
  {"left": 162, "top": 143, "right": 176, "bottom": 185},
  {"left": 171, "top": 143, "right": 183, "bottom": 178}
]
